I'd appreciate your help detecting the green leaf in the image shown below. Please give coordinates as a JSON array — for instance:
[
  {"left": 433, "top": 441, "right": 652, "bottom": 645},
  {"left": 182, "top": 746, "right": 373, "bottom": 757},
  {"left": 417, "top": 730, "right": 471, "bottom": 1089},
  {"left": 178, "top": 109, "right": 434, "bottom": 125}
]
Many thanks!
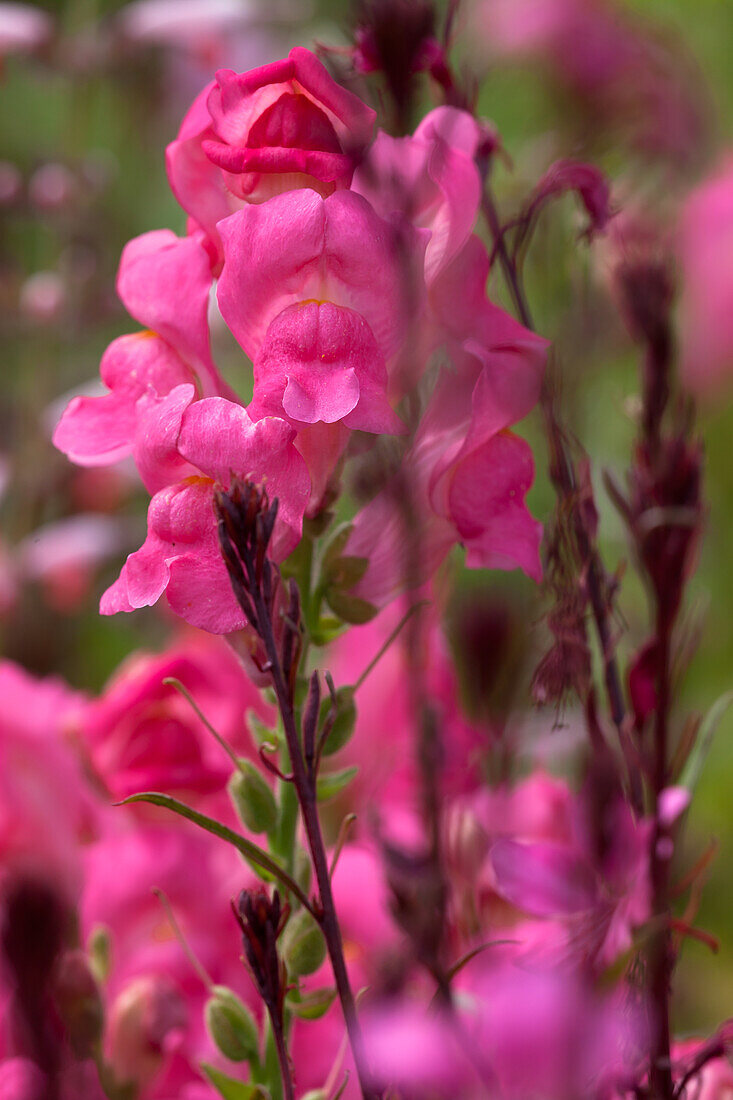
[
  {"left": 679, "top": 689, "right": 733, "bottom": 793},
  {"left": 325, "top": 588, "right": 378, "bottom": 625},
  {"left": 323, "top": 554, "right": 369, "bottom": 590},
  {"left": 287, "top": 986, "right": 337, "bottom": 1021},
  {"left": 117, "top": 793, "right": 312, "bottom": 913},
  {"left": 321, "top": 523, "right": 354, "bottom": 569},
  {"left": 316, "top": 766, "right": 358, "bottom": 802},
  {"left": 201, "top": 1063, "right": 270, "bottom": 1100}
]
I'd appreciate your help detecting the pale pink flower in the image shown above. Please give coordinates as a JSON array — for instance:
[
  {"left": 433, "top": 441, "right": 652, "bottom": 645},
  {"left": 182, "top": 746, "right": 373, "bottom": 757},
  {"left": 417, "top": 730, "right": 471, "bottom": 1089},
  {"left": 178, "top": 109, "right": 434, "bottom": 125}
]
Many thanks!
[
  {"left": 166, "top": 49, "right": 376, "bottom": 260},
  {"left": 100, "top": 390, "right": 310, "bottom": 633}
]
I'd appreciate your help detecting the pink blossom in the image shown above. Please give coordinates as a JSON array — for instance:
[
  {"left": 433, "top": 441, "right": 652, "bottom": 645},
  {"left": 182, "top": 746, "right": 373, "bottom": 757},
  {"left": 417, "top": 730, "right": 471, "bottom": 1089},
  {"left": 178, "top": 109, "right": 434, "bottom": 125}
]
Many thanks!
[
  {"left": 53, "top": 230, "right": 228, "bottom": 484},
  {"left": 347, "top": 350, "right": 543, "bottom": 607},
  {"left": 490, "top": 798, "right": 653, "bottom": 967},
  {"left": 0, "top": 3, "right": 52, "bottom": 56},
  {"left": 217, "top": 188, "right": 426, "bottom": 432},
  {"left": 100, "top": 390, "right": 310, "bottom": 633},
  {"left": 81, "top": 823, "right": 253, "bottom": 1097},
  {"left": 352, "top": 106, "right": 485, "bottom": 283},
  {"left": 80, "top": 635, "right": 273, "bottom": 804},
  {"left": 0, "top": 662, "right": 93, "bottom": 898},
  {"left": 678, "top": 156, "right": 733, "bottom": 394},
  {"left": 166, "top": 49, "right": 376, "bottom": 259}
]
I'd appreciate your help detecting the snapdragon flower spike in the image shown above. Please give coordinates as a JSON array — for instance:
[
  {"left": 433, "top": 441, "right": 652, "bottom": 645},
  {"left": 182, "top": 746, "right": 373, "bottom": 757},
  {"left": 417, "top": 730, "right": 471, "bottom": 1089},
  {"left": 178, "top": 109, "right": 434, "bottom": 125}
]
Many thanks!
[
  {"left": 352, "top": 106, "right": 486, "bottom": 284},
  {"left": 100, "top": 390, "right": 310, "bottom": 634},
  {"left": 53, "top": 230, "right": 228, "bottom": 484},
  {"left": 217, "top": 187, "right": 426, "bottom": 434},
  {"left": 166, "top": 48, "right": 376, "bottom": 263}
]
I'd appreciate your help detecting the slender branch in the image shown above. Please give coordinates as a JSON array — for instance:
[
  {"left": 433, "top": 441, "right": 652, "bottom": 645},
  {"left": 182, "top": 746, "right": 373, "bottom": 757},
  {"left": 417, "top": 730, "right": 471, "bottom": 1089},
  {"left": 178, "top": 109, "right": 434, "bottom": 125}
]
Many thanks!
[{"left": 250, "top": 584, "right": 375, "bottom": 1100}]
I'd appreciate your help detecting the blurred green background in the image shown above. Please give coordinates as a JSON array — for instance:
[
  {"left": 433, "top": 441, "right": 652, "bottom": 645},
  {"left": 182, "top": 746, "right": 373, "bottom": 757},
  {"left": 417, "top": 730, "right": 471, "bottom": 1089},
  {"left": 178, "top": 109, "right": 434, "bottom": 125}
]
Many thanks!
[{"left": 1, "top": 0, "right": 732, "bottom": 1037}]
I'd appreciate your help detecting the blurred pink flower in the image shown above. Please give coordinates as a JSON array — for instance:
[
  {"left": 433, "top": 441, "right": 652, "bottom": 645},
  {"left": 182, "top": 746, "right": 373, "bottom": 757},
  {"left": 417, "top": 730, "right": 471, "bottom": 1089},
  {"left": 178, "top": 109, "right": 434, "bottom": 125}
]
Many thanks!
[
  {"left": 0, "top": 3, "right": 52, "bottom": 56},
  {"left": 678, "top": 156, "right": 733, "bottom": 394},
  {"left": 0, "top": 662, "right": 97, "bottom": 909},
  {"left": 80, "top": 635, "right": 272, "bottom": 805}
]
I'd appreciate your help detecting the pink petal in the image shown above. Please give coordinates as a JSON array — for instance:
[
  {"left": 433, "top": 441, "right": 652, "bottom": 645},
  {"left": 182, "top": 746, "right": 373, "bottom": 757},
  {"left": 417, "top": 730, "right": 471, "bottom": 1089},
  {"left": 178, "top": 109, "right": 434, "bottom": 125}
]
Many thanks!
[{"left": 491, "top": 838, "right": 598, "bottom": 916}]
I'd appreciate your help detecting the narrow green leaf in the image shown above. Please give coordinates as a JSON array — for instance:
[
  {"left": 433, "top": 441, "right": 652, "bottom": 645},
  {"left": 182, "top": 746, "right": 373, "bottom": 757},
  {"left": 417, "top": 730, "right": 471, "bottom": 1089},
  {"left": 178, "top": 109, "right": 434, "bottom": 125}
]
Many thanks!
[
  {"left": 201, "top": 1063, "right": 270, "bottom": 1100},
  {"left": 325, "top": 588, "right": 378, "bottom": 625},
  {"left": 679, "top": 689, "right": 733, "bottom": 793},
  {"left": 117, "top": 793, "right": 314, "bottom": 916},
  {"left": 287, "top": 986, "right": 337, "bottom": 1020},
  {"left": 316, "top": 766, "right": 358, "bottom": 802}
]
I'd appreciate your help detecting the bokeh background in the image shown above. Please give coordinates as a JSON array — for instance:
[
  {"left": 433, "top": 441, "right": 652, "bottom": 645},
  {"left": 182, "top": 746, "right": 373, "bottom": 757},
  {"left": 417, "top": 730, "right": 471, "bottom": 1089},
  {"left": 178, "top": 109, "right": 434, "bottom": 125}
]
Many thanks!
[{"left": 1, "top": 0, "right": 732, "bottom": 1037}]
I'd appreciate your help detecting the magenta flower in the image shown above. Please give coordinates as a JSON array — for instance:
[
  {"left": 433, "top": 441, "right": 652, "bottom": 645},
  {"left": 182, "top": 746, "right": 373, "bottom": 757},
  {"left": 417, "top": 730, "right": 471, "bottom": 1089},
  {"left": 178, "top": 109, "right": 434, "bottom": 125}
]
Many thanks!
[
  {"left": 352, "top": 106, "right": 486, "bottom": 283},
  {"left": 217, "top": 187, "right": 426, "bottom": 434},
  {"left": 101, "top": 390, "right": 310, "bottom": 633},
  {"left": 166, "top": 48, "right": 376, "bottom": 259},
  {"left": 53, "top": 230, "right": 228, "bottom": 486},
  {"left": 346, "top": 324, "right": 545, "bottom": 606}
]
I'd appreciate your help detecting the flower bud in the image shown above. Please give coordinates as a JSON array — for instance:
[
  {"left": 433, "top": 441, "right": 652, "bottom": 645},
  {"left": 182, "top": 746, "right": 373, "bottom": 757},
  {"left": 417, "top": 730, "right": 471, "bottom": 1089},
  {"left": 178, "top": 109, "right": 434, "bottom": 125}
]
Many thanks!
[
  {"left": 107, "top": 976, "right": 186, "bottom": 1089},
  {"left": 443, "top": 805, "right": 489, "bottom": 881},
  {"left": 229, "top": 763, "right": 278, "bottom": 835},
  {"left": 282, "top": 910, "right": 326, "bottom": 978},
  {"left": 205, "top": 985, "right": 259, "bottom": 1064},
  {"left": 319, "top": 686, "right": 357, "bottom": 757},
  {"left": 52, "top": 949, "right": 103, "bottom": 1058}
]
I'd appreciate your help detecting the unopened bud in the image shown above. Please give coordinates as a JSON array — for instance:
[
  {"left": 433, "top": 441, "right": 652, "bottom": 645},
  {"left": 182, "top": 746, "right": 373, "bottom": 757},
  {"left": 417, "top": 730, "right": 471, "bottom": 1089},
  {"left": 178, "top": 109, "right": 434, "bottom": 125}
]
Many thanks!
[
  {"left": 53, "top": 949, "right": 103, "bottom": 1058},
  {"left": 444, "top": 806, "right": 489, "bottom": 881},
  {"left": 229, "top": 763, "right": 278, "bottom": 835},
  {"left": 205, "top": 985, "right": 259, "bottom": 1063},
  {"left": 107, "top": 976, "right": 185, "bottom": 1088},
  {"left": 319, "top": 686, "right": 357, "bottom": 757},
  {"left": 283, "top": 910, "right": 326, "bottom": 978}
]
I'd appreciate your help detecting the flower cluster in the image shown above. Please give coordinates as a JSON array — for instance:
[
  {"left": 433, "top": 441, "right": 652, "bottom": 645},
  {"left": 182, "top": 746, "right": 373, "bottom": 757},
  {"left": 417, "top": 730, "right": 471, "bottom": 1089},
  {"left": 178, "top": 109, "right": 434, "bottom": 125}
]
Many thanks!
[{"left": 53, "top": 47, "right": 547, "bottom": 635}]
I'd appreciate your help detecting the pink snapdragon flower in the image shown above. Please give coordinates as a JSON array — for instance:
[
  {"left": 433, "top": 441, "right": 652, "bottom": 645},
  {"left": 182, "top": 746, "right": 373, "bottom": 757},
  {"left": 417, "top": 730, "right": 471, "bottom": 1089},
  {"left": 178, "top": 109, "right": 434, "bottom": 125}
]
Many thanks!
[
  {"left": 166, "top": 49, "right": 376, "bottom": 259},
  {"left": 678, "top": 156, "right": 733, "bottom": 394},
  {"left": 80, "top": 635, "right": 273, "bottom": 804},
  {"left": 217, "top": 187, "right": 426, "bottom": 433},
  {"left": 352, "top": 106, "right": 486, "bottom": 284},
  {"left": 100, "top": 390, "right": 310, "bottom": 633},
  {"left": 53, "top": 230, "right": 229, "bottom": 488},
  {"left": 0, "top": 2, "right": 52, "bottom": 56},
  {"left": 346, "top": 348, "right": 543, "bottom": 607}
]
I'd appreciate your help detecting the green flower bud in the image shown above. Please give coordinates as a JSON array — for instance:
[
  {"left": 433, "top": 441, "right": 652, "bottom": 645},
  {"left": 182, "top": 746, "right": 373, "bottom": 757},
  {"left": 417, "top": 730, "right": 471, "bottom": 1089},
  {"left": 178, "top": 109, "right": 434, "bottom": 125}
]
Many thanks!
[
  {"left": 205, "top": 985, "right": 259, "bottom": 1063},
  {"left": 229, "top": 762, "right": 278, "bottom": 835},
  {"left": 283, "top": 911, "right": 326, "bottom": 978},
  {"left": 319, "top": 686, "right": 357, "bottom": 757}
]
